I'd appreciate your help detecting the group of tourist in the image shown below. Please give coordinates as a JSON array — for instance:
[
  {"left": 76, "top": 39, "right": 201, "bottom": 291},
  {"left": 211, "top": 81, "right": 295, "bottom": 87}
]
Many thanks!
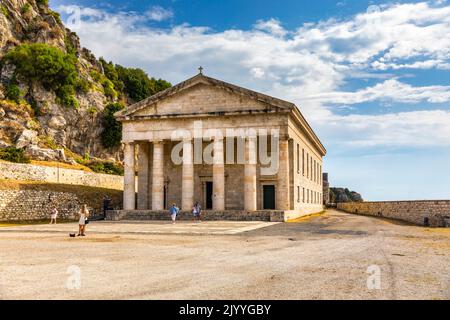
[
  {"left": 169, "top": 202, "right": 202, "bottom": 224},
  {"left": 49, "top": 203, "right": 90, "bottom": 236},
  {"left": 48, "top": 196, "right": 202, "bottom": 235}
]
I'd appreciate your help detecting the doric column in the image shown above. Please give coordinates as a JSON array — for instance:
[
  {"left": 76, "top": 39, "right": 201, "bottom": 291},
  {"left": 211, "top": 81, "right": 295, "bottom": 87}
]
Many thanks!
[
  {"left": 152, "top": 140, "right": 165, "bottom": 210},
  {"left": 137, "top": 142, "right": 149, "bottom": 210},
  {"left": 244, "top": 136, "right": 257, "bottom": 211},
  {"left": 182, "top": 139, "right": 194, "bottom": 210},
  {"left": 123, "top": 142, "right": 136, "bottom": 210},
  {"left": 276, "top": 137, "right": 290, "bottom": 211},
  {"left": 213, "top": 137, "right": 225, "bottom": 210}
]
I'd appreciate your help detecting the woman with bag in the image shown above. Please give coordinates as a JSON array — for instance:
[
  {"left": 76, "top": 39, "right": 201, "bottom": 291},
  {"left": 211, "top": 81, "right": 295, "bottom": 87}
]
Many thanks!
[{"left": 78, "top": 204, "right": 90, "bottom": 236}]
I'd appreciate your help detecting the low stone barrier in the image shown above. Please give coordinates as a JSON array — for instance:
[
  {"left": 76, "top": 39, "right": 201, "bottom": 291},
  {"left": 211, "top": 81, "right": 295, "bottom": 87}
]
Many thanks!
[
  {"left": 107, "top": 210, "right": 287, "bottom": 222},
  {"left": 337, "top": 201, "right": 450, "bottom": 227},
  {"left": 0, "top": 186, "right": 122, "bottom": 221},
  {"left": 0, "top": 161, "right": 123, "bottom": 190}
]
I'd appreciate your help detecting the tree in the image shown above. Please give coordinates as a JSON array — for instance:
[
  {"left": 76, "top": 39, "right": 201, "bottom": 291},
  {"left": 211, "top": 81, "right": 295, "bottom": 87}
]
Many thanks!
[{"left": 101, "top": 102, "right": 124, "bottom": 148}]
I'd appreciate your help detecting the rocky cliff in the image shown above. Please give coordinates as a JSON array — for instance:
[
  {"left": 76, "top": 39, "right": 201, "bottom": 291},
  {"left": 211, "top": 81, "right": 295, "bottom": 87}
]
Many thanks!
[
  {"left": 0, "top": 0, "right": 169, "bottom": 164},
  {"left": 329, "top": 187, "right": 363, "bottom": 203}
]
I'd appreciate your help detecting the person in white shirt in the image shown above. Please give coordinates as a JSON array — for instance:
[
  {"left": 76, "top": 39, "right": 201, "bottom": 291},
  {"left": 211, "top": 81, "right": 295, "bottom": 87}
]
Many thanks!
[{"left": 49, "top": 207, "right": 58, "bottom": 224}]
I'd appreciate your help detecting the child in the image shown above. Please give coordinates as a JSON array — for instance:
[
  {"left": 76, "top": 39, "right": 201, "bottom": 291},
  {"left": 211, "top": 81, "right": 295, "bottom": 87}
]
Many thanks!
[{"left": 49, "top": 207, "right": 58, "bottom": 224}]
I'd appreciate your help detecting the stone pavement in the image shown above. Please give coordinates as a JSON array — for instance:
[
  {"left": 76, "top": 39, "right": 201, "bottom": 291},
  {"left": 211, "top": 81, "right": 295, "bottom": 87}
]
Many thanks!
[{"left": 0, "top": 220, "right": 280, "bottom": 235}]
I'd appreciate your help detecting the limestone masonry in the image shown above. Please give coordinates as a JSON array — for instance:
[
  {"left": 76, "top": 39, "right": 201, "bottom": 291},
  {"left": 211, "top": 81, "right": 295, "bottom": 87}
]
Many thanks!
[
  {"left": 338, "top": 201, "right": 450, "bottom": 227},
  {"left": 111, "top": 72, "right": 327, "bottom": 221},
  {"left": 0, "top": 184, "right": 122, "bottom": 221},
  {"left": 0, "top": 161, "right": 123, "bottom": 190}
]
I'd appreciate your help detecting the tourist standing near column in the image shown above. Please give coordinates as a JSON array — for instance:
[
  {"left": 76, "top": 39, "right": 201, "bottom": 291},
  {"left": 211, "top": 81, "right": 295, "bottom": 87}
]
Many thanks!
[{"left": 192, "top": 202, "right": 202, "bottom": 222}]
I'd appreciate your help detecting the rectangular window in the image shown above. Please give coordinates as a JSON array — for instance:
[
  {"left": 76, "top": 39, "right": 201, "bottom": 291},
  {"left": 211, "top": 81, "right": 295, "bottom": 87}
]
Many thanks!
[
  {"left": 307, "top": 189, "right": 310, "bottom": 203},
  {"left": 316, "top": 162, "right": 318, "bottom": 183},
  {"left": 313, "top": 160, "right": 316, "bottom": 182},
  {"left": 297, "top": 186, "right": 300, "bottom": 203},
  {"left": 320, "top": 165, "right": 322, "bottom": 185},
  {"left": 302, "top": 188, "right": 305, "bottom": 203},
  {"left": 307, "top": 153, "right": 309, "bottom": 178},
  {"left": 302, "top": 149, "right": 305, "bottom": 175},
  {"left": 297, "top": 144, "right": 300, "bottom": 174}
]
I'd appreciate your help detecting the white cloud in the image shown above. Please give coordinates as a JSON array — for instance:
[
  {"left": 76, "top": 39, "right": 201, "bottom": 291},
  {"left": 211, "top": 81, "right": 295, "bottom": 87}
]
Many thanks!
[
  {"left": 323, "top": 110, "right": 450, "bottom": 148},
  {"left": 254, "top": 19, "right": 287, "bottom": 37},
  {"left": 58, "top": 2, "right": 450, "bottom": 149},
  {"left": 304, "top": 79, "right": 450, "bottom": 105},
  {"left": 145, "top": 6, "right": 173, "bottom": 22}
]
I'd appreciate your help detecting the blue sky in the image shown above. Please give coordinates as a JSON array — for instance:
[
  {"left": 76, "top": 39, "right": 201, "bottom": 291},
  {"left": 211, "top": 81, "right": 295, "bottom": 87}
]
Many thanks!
[{"left": 50, "top": 0, "right": 450, "bottom": 201}]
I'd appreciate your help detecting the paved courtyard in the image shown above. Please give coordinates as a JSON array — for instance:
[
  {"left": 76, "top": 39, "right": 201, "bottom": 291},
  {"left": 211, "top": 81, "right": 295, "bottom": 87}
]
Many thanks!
[{"left": 0, "top": 209, "right": 449, "bottom": 300}]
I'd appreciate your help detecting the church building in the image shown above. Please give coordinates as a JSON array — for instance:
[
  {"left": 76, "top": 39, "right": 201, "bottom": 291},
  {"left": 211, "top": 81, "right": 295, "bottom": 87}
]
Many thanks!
[{"left": 113, "top": 70, "right": 326, "bottom": 221}]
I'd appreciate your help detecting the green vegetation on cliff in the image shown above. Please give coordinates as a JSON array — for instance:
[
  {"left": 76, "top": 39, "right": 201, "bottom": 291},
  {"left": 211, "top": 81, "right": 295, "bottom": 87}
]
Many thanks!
[
  {"left": 3, "top": 43, "right": 80, "bottom": 107},
  {"left": 101, "top": 102, "right": 124, "bottom": 148},
  {"left": 0, "top": 147, "right": 31, "bottom": 163},
  {"left": 100, "top": 58, "right": 171, "bottom": 102}
]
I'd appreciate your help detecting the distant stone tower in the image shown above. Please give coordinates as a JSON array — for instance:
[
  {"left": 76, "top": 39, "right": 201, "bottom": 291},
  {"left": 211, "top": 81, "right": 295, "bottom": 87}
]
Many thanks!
[{"left": 323, "top": 173, "right": 330, "bottom": 206}]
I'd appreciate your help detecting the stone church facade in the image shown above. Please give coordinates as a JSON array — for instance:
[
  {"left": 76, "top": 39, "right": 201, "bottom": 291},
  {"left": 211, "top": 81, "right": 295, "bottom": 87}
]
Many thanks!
[{"left": 113, "top": 72, "right": 326, "bottom": 221}]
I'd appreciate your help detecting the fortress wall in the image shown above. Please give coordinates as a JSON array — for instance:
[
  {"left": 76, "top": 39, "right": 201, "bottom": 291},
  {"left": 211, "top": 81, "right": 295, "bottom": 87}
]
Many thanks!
[
  {"left": 0, "top": 161, "right": 123, "bottom": 190},
  {"left": 0, "top": 186, "right": 123, "bottom": 221},
  {"left": 337, "top": 201, "right": 450, "bottom": 227}
]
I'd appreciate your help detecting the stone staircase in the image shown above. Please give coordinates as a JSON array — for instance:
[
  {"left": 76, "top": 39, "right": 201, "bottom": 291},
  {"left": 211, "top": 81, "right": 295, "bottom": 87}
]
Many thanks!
[{"left": 106, "top": 210, "right": 286, "bottom": 222}]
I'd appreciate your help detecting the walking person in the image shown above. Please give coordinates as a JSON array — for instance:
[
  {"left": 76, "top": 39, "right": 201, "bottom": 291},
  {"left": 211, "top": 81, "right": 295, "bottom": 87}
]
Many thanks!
[
  {"left": 49, "top": 207, "right": 58, "bottom": 224},
  {"left": 78, "top": 204, "right": 90, "bottom": 236},
  {"left": 169, "top": 203, "right": 179, "bottom": 224},
  {"left": 192, "top": 202, "right": 202, "bottom": 222}
]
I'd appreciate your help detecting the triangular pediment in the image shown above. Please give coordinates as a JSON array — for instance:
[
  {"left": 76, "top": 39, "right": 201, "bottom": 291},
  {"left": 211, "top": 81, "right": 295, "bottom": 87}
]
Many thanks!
[{"left": 116, "top": 74, "right": 294, "bottom": 119}]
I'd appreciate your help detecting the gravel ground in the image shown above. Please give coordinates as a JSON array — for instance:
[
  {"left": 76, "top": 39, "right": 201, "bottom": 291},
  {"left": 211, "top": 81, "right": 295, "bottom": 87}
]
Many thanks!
[{"left": 0, "top": 209, "right": 448, "bottom": 300}]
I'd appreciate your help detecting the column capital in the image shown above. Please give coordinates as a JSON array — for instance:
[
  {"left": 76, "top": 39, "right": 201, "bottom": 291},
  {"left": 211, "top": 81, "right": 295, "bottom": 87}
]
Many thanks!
[{"left": 150, "top": 139, "right": 164, "bottom": 144}]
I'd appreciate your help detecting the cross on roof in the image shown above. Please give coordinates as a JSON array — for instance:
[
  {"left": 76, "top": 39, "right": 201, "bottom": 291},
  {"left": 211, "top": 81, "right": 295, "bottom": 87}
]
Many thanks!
[{"left": 198, "top": 66, "right": 204, "bottom": 74}]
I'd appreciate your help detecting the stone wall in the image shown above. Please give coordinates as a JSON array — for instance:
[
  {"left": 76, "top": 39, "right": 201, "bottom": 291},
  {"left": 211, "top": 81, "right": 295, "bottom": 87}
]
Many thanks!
[
  {"left": 0, "top": 161, "right": 123, "bottom": 190},
  {"left": 337, "top": 201, "right": 450, "bottom": 227},
  {"left": 0, "top": 182, "right": 123, "bottom": 221}
]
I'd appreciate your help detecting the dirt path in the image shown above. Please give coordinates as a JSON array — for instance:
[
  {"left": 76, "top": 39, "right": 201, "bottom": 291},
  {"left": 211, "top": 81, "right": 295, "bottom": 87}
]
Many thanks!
[{"left": 0, "top": 210, "right": 448, "bottom": 299}]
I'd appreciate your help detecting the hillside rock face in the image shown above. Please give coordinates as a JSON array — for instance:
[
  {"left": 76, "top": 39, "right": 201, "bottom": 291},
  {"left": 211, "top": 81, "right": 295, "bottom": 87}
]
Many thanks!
[
  {"left": 0, "top": 0, "right": 120, "bottom": 161},
  {"left": 329, "top": 187, "right": 363, "bottom": 203}
]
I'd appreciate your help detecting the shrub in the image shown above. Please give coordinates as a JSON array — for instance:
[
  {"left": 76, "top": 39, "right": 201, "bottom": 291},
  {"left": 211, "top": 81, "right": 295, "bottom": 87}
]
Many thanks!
[
  {"left": 102, "top": 79, "right": 117, "bottom": 99},
  {"left": 49, "top": 10, "right": 62, "bottom": 24},
  {"left": 56, "top": 84, "right": 79, "bottom": 108},
  {"left": 0, "top": 147, "right": 31, "bottom": 163},
  {"left": 88, "top": 160, "right": 124, "bottom": 175},
  {"left": 76, "top": 77, "right": 91, "bottom": 94},
  {"left": 4, "top": 43, "right": 79, "bottom": 107},
  {"left": 21, "top": 3, "right": 31, "bottom": 14},
  {"left": 87, "top": 106, "right": 97, "bottom": 114},
  {"left": 101, "top": 102, "right": 123, "bottom": 148},
  {"left": 36, "top": 0, "right": 49, "bottom": 7},
  {"left": 5, "top": 84, "right": 22, "bottom": 103},
  {"left": 1, "top": 5, "right": 8, "bottom": 17}
]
